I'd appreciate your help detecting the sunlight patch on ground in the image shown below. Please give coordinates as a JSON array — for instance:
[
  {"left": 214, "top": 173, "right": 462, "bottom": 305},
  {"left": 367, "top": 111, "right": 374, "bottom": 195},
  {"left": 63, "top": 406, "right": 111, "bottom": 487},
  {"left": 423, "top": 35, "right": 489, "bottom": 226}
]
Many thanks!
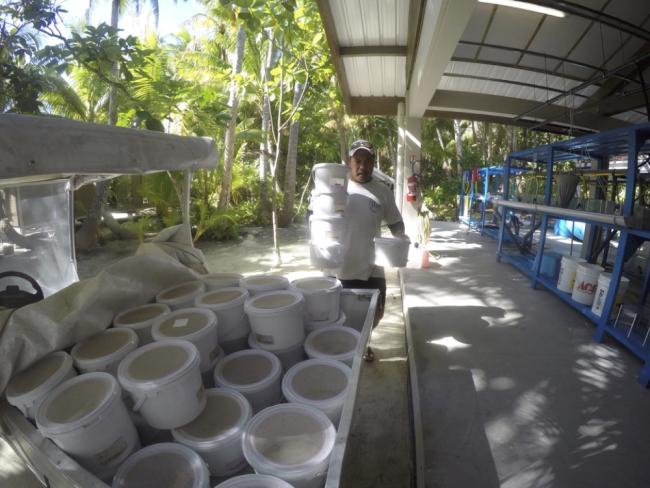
[{"left": 427, "top": 336, "right": 471, "bottom": 352}]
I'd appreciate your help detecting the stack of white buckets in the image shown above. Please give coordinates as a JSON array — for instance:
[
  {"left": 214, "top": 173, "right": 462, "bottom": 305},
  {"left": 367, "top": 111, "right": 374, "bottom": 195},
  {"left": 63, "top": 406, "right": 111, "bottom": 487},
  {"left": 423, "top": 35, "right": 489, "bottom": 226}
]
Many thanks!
[
  {"left": 4, "top": 271, "right": 364, "bottom": 488},
  {"left": 309, "top": 163, "right": 349, "bottom": 269},
  {"left": 556, "top": 255, "right": 630, "bottom": 316}
]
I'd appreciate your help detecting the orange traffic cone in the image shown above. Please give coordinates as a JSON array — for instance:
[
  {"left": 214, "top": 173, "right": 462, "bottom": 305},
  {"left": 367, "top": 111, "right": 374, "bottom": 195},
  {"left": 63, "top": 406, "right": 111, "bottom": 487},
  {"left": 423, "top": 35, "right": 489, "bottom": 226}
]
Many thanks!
[{"left": 420, "top": 246, "right": 430, "bottom": 269}]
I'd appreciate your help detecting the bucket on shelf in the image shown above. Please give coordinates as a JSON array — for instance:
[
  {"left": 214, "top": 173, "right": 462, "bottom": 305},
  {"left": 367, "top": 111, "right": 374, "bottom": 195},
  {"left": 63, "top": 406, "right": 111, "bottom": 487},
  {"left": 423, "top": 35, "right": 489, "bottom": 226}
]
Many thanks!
[
  {"left": 112, "top": 442, "right": 210, "bottom": 488},
  {"left": 35, "top": 372, "right": 139, "bottom": 481},
  {"left": 5, "top": 351, "right": 76, "bottom": 419},
  {"left": 305, "top": 311, "right": 346, "bottom": 334},
  {"left": 540, "top": 252, "right": 563, "bottom": 280},
  {"left": 201, "top": 272, "right": 244, "bottom": 291},
  {"left": 312, "top": 163, "right": 349, "bottom": 194},
  {"left": 117, "top": 339, "right": 206, "bottom": 429},
  {"left": 214, "top": 474, "right": 295, "bottom": 488},
  {"left": 172, "top": 388, "right": 252, "bottom": 477},
  {"left": 556, "top": 256, "right": 585, "bottom": 293},
  {"left": 195, "top": 287, "right": 250, "bottom": 344},
  {"left": 245, "top": 290, "right": 305, "bottom": 350},
  {"left": 591, "top": 272, "right": 631, "bottom": 317},
  {"left": 290, "top": 276, "right": 342, "bottom": 323},
  {"left": 309, "top": 241, "right": 344, "bottom": 269},
  {"left": 213, "top": 349, "right": 282, "bottom": 413},
  {"left": 248, "top": 332, "right": 306, "bottom": 371},
  {"left": 282, "top": 358, "right": 352, "bottom": 425},
  {"left": 310, "top": 190, "right": 347, "bottom": 217},
  {"left": 374, "top": 236, "right": 410, "bottom": 267},
  {"left": 155, "top": 280, "right": 206, "bottom": 310},
  {"left": 304, "top": 326, "right": 361, "bottom": 366},
  {"left": 309, "top": 215, "right": 346, "bottom": 244},
  {"left": 242, "top": 403, "right": 336, "bottom": 488},
  {"left": 71, "top": 328, "right": 138, "bottom": 376},
  {"left": 571, "top": 263, "right": 603, "bottom": 305},
  {"left": 113, "top": 303, "right": 170, "bottom": 345},
  {"left": 240, "top": 275, "right": 289, "bottom": 297},
  {"left": 151, "top": 307, "right": 219, "bottom": 373}
]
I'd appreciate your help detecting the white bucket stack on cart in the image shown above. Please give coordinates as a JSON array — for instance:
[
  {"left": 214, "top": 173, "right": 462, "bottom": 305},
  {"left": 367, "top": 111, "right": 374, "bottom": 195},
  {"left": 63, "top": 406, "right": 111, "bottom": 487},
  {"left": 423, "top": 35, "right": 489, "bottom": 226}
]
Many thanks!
[
  {"left": 113, "top": 303, "right": 170, "bottom": 345},
  {"left": 155, "top": 280, "right": 206, "bottom": 310},
  {"left": 201, "top": 272, "right": 244, "bottom": 291},
  {"left": 71, "top": 328, "right": 138, "bottom": 376},
  {"left": 195, "top": 286, "right": 251, "bottom": 353},
  {"left": 304, "top": 325, "right": 361, "bottom": 367},
  {"left": 240, "top": 274, "right": 289, "bottom": 297}
]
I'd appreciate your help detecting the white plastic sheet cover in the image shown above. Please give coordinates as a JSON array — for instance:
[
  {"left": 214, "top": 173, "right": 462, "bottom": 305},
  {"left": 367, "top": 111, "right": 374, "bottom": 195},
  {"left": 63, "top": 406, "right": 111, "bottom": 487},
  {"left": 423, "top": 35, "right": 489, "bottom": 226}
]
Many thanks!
[{"left": 136, "top": 224, "right": 208, "bottom": 275}]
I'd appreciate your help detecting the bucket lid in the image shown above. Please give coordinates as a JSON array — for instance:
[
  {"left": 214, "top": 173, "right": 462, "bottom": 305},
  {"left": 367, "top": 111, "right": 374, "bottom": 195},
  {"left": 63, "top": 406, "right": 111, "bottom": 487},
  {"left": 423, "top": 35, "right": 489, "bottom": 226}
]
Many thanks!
[
  {"left": 71, "top": 328, "right": 138, "bottom": 364},
  {"left": 112, "top": 442, "right": 209, "bottom": 488},
  {"left": 598, "top": 272, "right": 631, "bottom": 285},
  {"left": 305, "top": 326, "right": 361, "bottom": 361},
  {"left": 172, "top": 388, "right": 252, "bottom": 446},
  {"left": 118, "top": 339, "right": 200, "bottom": 390},
  {"left": 156, "top": 280, "right": 205, "bottom": 304},
  {"left": 152, "top": 307, "right": 217, "bottom": 341},
  {"left": 6, "top": 351, "right": 74, "bottom": 402},
  {"left": 240, "top": 275, "right": 289, "bottom": 292},
  {"left": 35, "top": 372, "right": 119, "bottom": 435},
  {"left": 282, "top": 358, "right": 351, "bottom": 408},
  {"left": 290, "top": 277, "right": 341, "bottom": 295},
  {"left": 214, "top": 474, "right": 295, "bottom": 488},
  {"left": 577, "top": 263, "right": 603, "bottom": 273},
  {"left": 114, "top": 303, "right": 170, "bottom": 329},
  {"left": 195, "top": 287, "right": 249, "bottom": 310},
  {"left": 215, "top": 349, "right": 281, "bottom": 392},
  {"left": 244, "top": 290, "right": 304, "bottom": 315},
  {"left": 312, "top": 162, "right": 348, "bottom": 172},
  {"left": 202, "top": 272, "right": 244, "bottom": 288},
  {"left": 242, "top": 403, "right": 335, "bottom": 474}
]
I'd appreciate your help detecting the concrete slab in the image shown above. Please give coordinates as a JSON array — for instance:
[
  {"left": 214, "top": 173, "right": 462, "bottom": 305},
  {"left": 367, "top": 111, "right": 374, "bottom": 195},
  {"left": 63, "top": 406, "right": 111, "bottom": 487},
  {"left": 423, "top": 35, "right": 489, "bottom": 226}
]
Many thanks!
[{"left": 403, "top": 222, "right": 650, "bottom": 488}]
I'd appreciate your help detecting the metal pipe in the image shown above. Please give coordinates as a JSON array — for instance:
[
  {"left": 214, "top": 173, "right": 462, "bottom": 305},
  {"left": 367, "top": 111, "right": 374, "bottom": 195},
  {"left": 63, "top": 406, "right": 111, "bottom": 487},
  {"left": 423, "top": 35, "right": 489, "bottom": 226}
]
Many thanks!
[{"left": 493, "top": 198, "right": 629, "bottom": 227}]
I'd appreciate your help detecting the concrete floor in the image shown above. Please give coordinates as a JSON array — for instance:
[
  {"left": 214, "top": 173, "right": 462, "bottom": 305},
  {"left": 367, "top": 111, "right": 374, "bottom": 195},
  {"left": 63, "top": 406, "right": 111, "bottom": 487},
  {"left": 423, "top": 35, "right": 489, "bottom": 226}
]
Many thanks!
[{"left": 403, "top": 221, "right": 650, "bottom": 488}]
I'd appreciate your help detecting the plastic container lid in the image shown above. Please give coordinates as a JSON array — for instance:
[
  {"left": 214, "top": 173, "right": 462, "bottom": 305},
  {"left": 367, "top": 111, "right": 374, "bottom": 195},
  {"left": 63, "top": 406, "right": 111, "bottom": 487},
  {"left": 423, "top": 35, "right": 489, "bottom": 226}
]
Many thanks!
[
  {"left": 242, "top": 403, "right": 335, "bottom": 477},
  {"left": 35, "top": 372, "right": 119, "bottom": 436},
  {"left": 239, "top": 275, "right": 289, "bottom": 295},
  {"left": 195, "top": 287, "right": 249, "bottom": 310},
  {"left": 6, "top": 351, "right": 74, "bottom": 404},
  {"left": 214, "top": 349, "right": 282, "bottom": 393},
  {"left": 155, "top": 280, "right": 206, "bottom": 307},
  {"left": 598, "top": 272, "right": 631, "bottom": 286},
  {"left": 290, "top": 277, "right": 341, "bottom": 295},
  {"left": 151, "top": 307, "right": 217, "bottom": 340},
  {"left": 214, "top": 474, "right": 295, "bottom": 488},
  {"left": 244, "top": 290, "right": 304, "bottom": 316},
  {"left": 282, "top": 358, "right": 351, "bottom": 410},
  {"left": 113, "top": 303, "right": 170, "bottom": 330},
  {"left": 112, "top": 442, "right": 210, "bottom": 488},
  {"left": 172, "top": 388, "right": 252, "bottom": 447},
  {"left": 304, "top": 326, "right": 361, "bottom": 364},
  {"left": 71, "top": 328, "right": 138, "bottom": 372},
  {"left": 201, "top": 272, "right": 244, "bottom": 290}
]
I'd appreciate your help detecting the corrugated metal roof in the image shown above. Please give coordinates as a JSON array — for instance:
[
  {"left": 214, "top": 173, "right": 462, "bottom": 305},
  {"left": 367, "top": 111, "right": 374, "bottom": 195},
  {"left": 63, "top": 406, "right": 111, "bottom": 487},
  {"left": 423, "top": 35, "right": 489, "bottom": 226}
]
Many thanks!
[{"left": 344, "top": 56, "right": 406, "bottom": 97}]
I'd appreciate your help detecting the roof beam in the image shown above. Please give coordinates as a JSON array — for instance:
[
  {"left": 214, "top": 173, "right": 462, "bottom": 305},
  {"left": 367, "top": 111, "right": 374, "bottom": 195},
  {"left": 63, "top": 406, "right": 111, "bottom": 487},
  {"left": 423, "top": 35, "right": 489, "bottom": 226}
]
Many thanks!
[
  {"left": 339, "top": 46, "right": 407, "bottom": 57},
  {"left": 450, "top": 57, "right": 587, "bottom": 83},
  {"left": 349, "top": 97, "right": 404, "bottom": 115},
  {"left": 406, "top": 0, "right": 427, "bottom": 90}
]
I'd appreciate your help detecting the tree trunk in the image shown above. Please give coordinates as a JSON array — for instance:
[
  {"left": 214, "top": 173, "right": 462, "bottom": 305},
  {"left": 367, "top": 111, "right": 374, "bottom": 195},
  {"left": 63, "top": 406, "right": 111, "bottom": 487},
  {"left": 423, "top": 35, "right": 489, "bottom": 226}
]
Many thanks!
[
  {"left": 258, "top": 33, "right": 274, "bottom": 223},
  {"left": 279, "top": 81, "right": 304, "bottom": 227},
  {"left": 435, "top": 126, "right": 451, "bottom": 173},
  {"left": 454, "top": 119, "right": 464, "bottom": 176},
  {"left": 107, "top": 0, "right": 119, "bottom": 126},
  {"left": 509, "top": 125, "right": 516, "bottom": 152},
  {"left": 218, "top": 25, "right": 246, "bottom": 210},
  {"left": 485, "top": 122, "right": 492, "bottom": 163},
  {"left": 335, "top": 105, "right": 347, "bottom": 164}
]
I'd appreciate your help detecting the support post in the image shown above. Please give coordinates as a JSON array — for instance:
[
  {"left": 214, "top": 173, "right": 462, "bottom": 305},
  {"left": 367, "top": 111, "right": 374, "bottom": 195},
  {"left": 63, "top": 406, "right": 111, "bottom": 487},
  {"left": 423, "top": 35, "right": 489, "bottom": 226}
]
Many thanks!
[
  {"left": 531, "top": 150, "right": 554, "bottom": 289},
  {"left": 496, "top": 156, "right": 512, "bottom": 261},
  {"left": 397, "top": 100, "right": 422, "bottom": 241}
]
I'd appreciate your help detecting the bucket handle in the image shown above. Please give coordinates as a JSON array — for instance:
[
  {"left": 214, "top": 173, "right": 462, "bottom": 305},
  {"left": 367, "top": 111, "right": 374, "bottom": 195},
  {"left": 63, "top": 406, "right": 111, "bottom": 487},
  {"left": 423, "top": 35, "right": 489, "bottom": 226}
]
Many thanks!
[{"left": 131, "top": 395, "right": 146, "bottom": 412}]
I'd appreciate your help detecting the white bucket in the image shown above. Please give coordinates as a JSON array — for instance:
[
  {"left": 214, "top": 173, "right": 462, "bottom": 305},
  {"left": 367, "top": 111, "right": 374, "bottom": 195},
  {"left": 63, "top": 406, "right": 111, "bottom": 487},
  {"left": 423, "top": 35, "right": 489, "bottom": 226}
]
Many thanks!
[
  {"left": 591, "top": 273, "right": 631, "bottom": 317},
  {"left": 245, "top": 290, "right": 305, "bottom": 350},
  {"left": 310, "top": 190, "right": 347, "bottom": 217},
  {"left": 5, "top": 351, "right": 76, "bottom": 419},
  {"left": 310, "top": 215, "right": 346, "bottom": 244},
  {"left": 291, "top": 276, "right": 342, "bottom": 323},
  {"left": 151, "top": 307, "right": 219, "bottom": 373},
  {"left": 213, "top": 349, "right": 282, "bottom": 413},
  {"left": 71, "top": 328, "right": 138, "bottom": 376},
  {"left": 305, "top": 311, "right": 346, "bottom": 334},
  {"left": 557, "top": 256, "right": 585, "bottom": 293},
  {"left": 282, "top": 359, "right": 352, "bottom": 425},
  {"left": 155, "top": 280, "right": 206, "bottom": 310},
  {"left": 248, "top": 333, "right": 306, "bottom": 372},
  {"left": 195, "top": 287, "right": 250, "bottom": 343},
  {"left": 312, "top": 163, "right": 349, "bottom": 194},
  {"left": 113, "top": 303, "right": 170, "bottom": 345},
  {"left": 128, "top": 409, "right": 173, "bottom": 446},
  {"left": 215, "top": 474, "right": 294, "bottom": 488},
  {"left": 309, "top": 241, "right": 344, "bottom": 269},
  {"left": 571, "top": 263, "right": 603, "bottom": 305},
  {"left": 201, "top": 346, "right": 224, "bottom": 388},
  {"left": 304, "top": 326, "right": 361, "bottom": 366},
  {"left": 240, "top": 274, "right": 290, "bottom": 297},
  {"left": 117, "top": 339, "right": 206, "bottom": 429},
  {"left": 112, "top": 442, "right": 209, "bottom": 488},
  {"left": 220, "top": 335, "right": 251, "bottom": 354},
  {"left": 202, "top": 272, "right": 244, "bottom": 291},
  {"left": 35, "top": 372, "right": 139, "bottom": 480},
  {"left": 374, "top": 236, "right": 410, "bottom": 267},
  {"left": 242, "top": 403, "right": 336, "bottom": 488},
  {"left": 172, "top": 388, "right": 252, "bottom": 476}
]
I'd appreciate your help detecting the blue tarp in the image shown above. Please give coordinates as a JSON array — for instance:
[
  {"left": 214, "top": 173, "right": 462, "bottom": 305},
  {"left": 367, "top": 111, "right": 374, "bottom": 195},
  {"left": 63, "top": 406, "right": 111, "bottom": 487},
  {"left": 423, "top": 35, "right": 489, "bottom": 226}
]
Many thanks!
[{"left": 554, "top": 219, "right": 585, "bottom": 240}]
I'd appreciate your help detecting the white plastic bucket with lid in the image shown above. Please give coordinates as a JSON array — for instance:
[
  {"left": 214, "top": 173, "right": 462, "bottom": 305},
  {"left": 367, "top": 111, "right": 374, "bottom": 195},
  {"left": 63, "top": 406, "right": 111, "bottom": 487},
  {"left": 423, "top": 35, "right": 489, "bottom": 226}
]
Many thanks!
[
  {"left": 151, "top": 307, "right": 219, "bottom": 373},
  {"left": 305, "top": 311, "right": 346, "bottom": 334},
  {"left": 240, "top": 274, "right": 290, "bottom": 297},
  {"left": 291, "top": 276, "right": 342, "bottom": 323},
  {"left": 195, "top": 287, "right": 250, "bottom": 343},
  {"left": 202, "top": 272, "right": 244, "bottom": 291},
  {"left": 35, "top": 372, "right": 139, "bottom": 480},
  {"left": 571, "top": 263, "right": 603, "bottom": 305},
  {"left": 113, "top": 303, "right": 170, "bottom": 345},
  {"left": 172, "top": 388, "right": 252, "bottom": 476},
  {"left": 5, "top": 351, "right": 76, "bottom": 419},
  {"left": 312, "top": 163, "right": 349, "bottom": 194},
  {"left": 220, "top": 335, "right": 250, "bottom": 354},
  {"left": 304, "top": 326, "right": 361, "bottom": 366},
  {"left": 374, "top": 236, "right": 410, "bottom": 267},
  {"left": 215, "top": 474, "right": 294, "bottom": 488},
  {"left": 242, "top": 403, "right": 336, "bottom": 488},
  {"left": 248, "top": 332, "right": 306, "bottom": 371},
  {"left": 309, "top": 215, "right": 346, "bottom": 244},
  {"left": 245, "top": 290, "right": 305, "bottom": 350},
  {"left": 557, "top": 256, "right": 585, "bottom": 293},
  {"left": 112, "top": 442, "right": 209, "bottom": 488},
  {"left": 202, "top": 345, "right": 224, "bottom": 387},
  {"left": 309, "top": 241, "right": 344, "bottom": 269},
  {"left": 71, "top": 328, "right": 138, "bottom": 376},
  {"left": 591, "top": 272, "right": 631, "bottom": 316},
  {"left": 310, "top": 190, "right": 347, "bottom": 217},
  {"left": 117, "top": 339, "right": 206, "bottom": 429},
  {"left": 213, "top": 349, "right": 282, "bottom": 413},
  {"left": 282, "top": 358, "right": 352, "bottom": 425},
  {"left": 155, "top": 280, "right": 206, "bottom": 310}
]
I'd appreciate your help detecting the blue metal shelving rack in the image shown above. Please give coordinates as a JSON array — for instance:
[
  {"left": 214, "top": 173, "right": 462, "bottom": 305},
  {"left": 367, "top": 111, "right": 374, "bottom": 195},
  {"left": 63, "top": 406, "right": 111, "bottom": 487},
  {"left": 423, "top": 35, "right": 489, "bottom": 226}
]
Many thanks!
[{"left": 496, "top": 122, "right": 650, "bottom": 386}]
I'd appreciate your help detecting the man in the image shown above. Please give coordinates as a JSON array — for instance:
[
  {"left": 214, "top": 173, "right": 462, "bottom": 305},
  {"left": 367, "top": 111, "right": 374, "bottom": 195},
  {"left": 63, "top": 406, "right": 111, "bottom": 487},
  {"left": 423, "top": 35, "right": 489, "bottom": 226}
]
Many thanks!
[{"left": 337, "top": 139, "right": 407, "bottom": 322}]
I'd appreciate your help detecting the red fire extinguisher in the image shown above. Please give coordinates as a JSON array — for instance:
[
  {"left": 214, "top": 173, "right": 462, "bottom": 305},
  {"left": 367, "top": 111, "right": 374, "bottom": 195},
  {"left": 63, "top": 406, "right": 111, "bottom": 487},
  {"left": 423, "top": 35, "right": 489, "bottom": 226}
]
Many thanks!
[{"left": 406, "top": 175, "right": 419, "bottom": 202}]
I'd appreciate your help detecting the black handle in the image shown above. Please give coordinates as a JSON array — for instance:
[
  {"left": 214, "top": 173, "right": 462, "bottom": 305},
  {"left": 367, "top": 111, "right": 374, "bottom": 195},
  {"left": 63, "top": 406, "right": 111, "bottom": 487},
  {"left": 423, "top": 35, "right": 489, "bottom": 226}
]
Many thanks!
[{"left": 0, "top": 271, "right": 44, "bottom": 300}]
